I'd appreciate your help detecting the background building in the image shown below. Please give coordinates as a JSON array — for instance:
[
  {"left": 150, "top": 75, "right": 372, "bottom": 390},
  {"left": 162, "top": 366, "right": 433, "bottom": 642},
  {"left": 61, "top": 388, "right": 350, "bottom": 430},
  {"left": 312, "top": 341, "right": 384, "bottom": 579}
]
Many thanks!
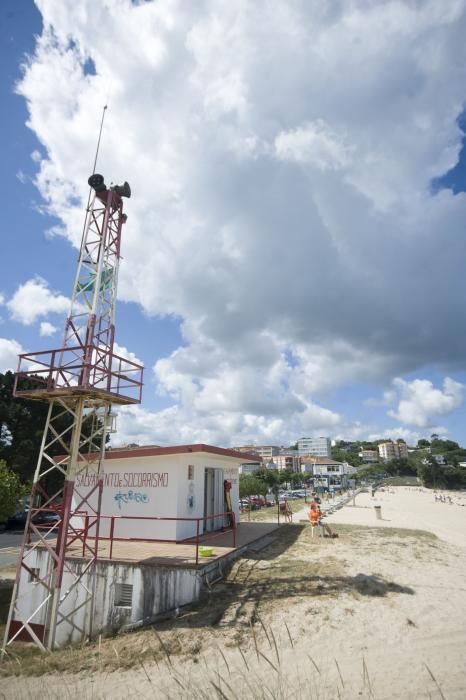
[
  {"left": 359, "top": 449, "right": 379, "bottom": 463},
  {"left": 239, "top": 461, "right": 262, "bottom": 475},
  {"left": 272, "top": 453, "right": 301, "bottom": 472},
  {"left": 234, "top": 445, "right": 279, "bottom": 461},
  {"left": 297, "top": 437, "right": 331, "bottom": 457},
  {"left": 300, "top": 456, "right": 352, "bottom": 489},
  {"left": 378, "top": 441, "right": 408, "bottom": 462}
]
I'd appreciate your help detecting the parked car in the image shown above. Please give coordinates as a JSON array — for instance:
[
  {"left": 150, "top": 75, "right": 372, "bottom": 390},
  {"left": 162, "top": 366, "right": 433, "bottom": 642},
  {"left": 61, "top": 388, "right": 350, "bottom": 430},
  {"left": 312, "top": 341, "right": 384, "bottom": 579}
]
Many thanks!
[
  {"left": 5, "top": 508, "right": 60, "bottom": 530},
  {"left": 250, "top": 496, "right": 264, "bottom": 507},
  {"left": 5, "top": 509, "right": 28, "bottom": 529},
  {"left": 33, "top": 510, "right": 60, "bottom": 526}
]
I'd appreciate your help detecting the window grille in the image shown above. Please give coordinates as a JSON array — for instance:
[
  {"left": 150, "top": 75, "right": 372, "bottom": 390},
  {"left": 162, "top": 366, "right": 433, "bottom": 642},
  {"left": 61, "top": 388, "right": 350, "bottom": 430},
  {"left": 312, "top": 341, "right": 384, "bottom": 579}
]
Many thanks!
[{"left": 114, "top": 583, "right": 133, "bottom": 607}]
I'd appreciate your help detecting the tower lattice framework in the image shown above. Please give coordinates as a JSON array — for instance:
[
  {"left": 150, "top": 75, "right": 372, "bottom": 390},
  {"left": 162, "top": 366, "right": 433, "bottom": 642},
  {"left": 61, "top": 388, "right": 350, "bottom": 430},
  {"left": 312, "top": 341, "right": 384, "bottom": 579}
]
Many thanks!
[{"left": 2, "top": 177, "right": 143, "bottom": 652}]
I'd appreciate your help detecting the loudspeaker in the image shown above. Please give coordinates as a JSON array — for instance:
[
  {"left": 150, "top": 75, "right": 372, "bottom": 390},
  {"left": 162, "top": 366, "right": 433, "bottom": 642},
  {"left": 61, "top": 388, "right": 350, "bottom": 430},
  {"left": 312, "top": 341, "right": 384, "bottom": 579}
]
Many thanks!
[
  {"left": 113, "top": 181, "right": 131, "bottom": 199},
  {"left": 88, "top": 173, "right": 107, "bottom": 193}
]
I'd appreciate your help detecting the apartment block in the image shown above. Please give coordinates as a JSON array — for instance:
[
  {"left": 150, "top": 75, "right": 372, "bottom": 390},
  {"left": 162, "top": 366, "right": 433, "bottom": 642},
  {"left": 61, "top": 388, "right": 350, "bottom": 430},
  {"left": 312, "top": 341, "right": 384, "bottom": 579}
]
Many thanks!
[
  {"left": 297, "top": 436, "right": 331, "bottom": 457},
  {"left": 272, "top": 453, "right": 301, "bottom": 472},
  {"left": 378, "top": 441, "right": 408, "bottom": 462},
  {"left": 234, "top": 445, "right": 280, "bottom": 461}
]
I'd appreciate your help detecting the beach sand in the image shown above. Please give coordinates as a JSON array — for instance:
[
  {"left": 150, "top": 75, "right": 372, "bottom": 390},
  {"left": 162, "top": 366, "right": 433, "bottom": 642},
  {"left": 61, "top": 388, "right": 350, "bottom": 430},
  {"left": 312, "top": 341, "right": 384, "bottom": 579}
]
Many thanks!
[
  {"left": 321, "top": 486, "right": 466, "bottom": 548},
  {"left": 1, "top": 486, "right": 465, "bottom": 699}
]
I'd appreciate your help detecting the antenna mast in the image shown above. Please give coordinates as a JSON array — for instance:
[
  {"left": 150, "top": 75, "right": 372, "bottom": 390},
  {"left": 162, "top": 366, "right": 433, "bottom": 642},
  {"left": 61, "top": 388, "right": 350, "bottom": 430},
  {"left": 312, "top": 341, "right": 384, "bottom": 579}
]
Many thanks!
[{"left": 2, "top": 113, "right": 143, "bottom": 652}]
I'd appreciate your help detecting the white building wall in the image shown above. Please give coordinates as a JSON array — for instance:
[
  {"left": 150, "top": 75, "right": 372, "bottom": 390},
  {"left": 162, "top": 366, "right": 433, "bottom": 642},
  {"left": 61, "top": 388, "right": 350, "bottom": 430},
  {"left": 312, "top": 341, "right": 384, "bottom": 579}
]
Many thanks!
[
  {"left": 73, "top": 454, "right": 178, "bottom": 541},
  {"left": 13, "top": 548, "right": 203, "bottom": 647},
  {"left": 73, "top": 452, "right": 240, "bottom": 543},
  {"left": 175, "top": 458, "right": 209, "bottom": 540},
  {"left": 297, "top": 437, "right": 331, "bottom": 457}
]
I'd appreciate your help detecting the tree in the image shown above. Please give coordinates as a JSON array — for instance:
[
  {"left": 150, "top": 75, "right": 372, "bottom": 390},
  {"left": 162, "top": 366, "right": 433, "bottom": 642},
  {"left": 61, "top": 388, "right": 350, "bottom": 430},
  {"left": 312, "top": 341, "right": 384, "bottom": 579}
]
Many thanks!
[
  {"left": 278, "top": 469, "right": 293, "bottom": 488},
  {"left": 332, "top": 448, "right": 362, "bottom": 468},
  {"left": 417, "top": 439, "right": 430, "bottom": 448},
  {"left": 0, "top": 371, "right": 49, "bottom": 482},
  {"left": 239, "top": 475, "right": 264, "bottom": 499},
  {"left": 0, "top": 371, "right": 108, "bottom": 490},
  {"left": 290, "top": 472, "right": 303, "bottom": 487},
  {"left": 416, "top": 455, "right": 444, "bottom": 488},
  {"left": 431, "top": 438, "right": 459, "bottom": 453},
  {"left": 0, "top": 460, "right": 27, "bottom": 523},
  {"left": 256, "top": 468, "right": 279, "bottom": 490},
  {"left": 354, "top": 464, "right": 386, "bottom": 482},
  {"left": 384, "top": 458, "right": 417, "bottom": 477}
]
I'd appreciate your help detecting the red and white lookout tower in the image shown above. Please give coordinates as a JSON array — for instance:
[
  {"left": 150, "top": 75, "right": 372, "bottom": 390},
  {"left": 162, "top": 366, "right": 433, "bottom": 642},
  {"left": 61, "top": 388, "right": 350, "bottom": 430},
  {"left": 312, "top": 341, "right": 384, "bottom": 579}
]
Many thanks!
[{"left": 3, "top": 173, "right": 143, "bottom": 652}]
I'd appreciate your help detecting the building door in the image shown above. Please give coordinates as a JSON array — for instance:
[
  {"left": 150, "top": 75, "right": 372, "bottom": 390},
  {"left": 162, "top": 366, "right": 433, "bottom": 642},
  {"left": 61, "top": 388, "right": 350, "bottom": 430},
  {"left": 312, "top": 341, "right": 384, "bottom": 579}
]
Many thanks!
[{"left": 204, "top": 468, "right": 224, "bottom": 532}]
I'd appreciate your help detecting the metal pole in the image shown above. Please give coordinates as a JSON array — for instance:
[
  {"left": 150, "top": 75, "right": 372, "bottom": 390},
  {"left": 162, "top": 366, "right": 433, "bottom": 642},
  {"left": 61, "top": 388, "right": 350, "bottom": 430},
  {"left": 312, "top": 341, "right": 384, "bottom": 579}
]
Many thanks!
[{"left": 109, "top": 517, "right": 115, "bottom": 560}]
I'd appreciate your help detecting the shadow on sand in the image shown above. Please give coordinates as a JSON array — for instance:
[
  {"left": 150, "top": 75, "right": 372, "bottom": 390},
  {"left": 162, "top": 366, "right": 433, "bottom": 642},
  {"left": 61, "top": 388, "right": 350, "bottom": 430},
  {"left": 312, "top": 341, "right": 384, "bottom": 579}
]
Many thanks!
[{"left": 155, "top": 524, "right": 414, "bottom": 632}]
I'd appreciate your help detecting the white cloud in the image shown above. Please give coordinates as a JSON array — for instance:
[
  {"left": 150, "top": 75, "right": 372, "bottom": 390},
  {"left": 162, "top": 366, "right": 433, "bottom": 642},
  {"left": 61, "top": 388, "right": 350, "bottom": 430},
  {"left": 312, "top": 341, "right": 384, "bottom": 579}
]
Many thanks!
[
  {"left": 388, "top": 377, "right": 465, "bottom": 428},
  {"left": 0, "top": 338, "right": 24, "bottom": 373},
  {"left": 112, "top": 399, "right": 341, "bottom": 449},
  {"left": 365, "top": 389, "right": 398, "bottom": 408},
  {"left": 39, "top": 321, "right": 58, "bottom": 337},
  {"left": 275, "top": 120, "right": 351, "bottom": 170},
  {"left": 16, "top": 170, "right": 28, "bottom": 184},
  {"left": 7, "top": 277, "right": 69, "bottom": 326},
  {"left": 13, "top": 1, "right": 466, "bottom": 444},
  {"left": 113, "top": 342, "right": 143, "bottom": 372}
]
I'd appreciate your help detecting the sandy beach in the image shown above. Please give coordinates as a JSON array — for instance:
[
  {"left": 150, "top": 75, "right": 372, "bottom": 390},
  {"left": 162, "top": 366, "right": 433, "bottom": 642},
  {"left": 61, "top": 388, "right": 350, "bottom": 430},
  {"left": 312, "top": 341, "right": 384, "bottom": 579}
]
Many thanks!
[
  {"left": 321, "top": 486, "right": 466, "bottom": 548},
  {"left": 1, "top": 486, "right": 466, "bottom": 699}
]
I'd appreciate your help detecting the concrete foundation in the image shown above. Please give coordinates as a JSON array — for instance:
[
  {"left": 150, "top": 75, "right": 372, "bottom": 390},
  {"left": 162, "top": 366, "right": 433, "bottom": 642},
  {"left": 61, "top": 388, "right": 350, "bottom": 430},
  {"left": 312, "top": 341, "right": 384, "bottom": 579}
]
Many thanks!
[{"left": 11, "top": 523, "right": 277, "bottom": 647}]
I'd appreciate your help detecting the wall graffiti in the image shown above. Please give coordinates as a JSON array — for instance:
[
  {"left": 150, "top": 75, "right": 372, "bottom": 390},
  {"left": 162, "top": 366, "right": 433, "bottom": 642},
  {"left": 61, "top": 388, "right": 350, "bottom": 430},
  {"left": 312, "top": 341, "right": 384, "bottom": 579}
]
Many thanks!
[
  {"left": 114, "top": 491, "right": 149, "bottom": 510},
  {"left": 76, "top": 472, "right": 169, "bottom": 488}
]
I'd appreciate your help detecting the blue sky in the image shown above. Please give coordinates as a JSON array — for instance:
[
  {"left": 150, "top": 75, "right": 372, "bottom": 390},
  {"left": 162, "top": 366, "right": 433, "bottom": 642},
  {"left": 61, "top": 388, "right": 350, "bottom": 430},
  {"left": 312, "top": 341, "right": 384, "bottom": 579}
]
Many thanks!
[
  {"left": 0, "top": 0, "right": 182, "bottom": 412},
  {"left": 2, "top": 0, "right": 466, "bottom": 449}
]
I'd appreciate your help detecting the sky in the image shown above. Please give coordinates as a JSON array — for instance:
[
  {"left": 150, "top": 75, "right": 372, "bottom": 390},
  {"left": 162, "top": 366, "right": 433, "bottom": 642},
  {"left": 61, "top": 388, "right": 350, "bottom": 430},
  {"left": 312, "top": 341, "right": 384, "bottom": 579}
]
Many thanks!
[{"left": 1, "top": 0, "right": 466, "bottom": 450}]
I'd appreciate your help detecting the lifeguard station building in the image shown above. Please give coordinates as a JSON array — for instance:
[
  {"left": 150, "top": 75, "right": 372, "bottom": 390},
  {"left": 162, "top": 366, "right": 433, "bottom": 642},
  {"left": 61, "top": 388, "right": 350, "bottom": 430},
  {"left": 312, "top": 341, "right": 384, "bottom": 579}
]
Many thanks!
[{"left": 11, "top": 444, "right": 275, "bottom": 647}]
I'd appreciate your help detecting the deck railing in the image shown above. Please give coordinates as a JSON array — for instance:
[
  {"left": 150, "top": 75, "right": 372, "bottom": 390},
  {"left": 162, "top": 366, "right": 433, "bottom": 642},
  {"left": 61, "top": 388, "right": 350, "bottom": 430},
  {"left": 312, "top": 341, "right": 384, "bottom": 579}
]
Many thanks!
[{"left": 69, "top": 511, "right": 237, "bottom": 565}]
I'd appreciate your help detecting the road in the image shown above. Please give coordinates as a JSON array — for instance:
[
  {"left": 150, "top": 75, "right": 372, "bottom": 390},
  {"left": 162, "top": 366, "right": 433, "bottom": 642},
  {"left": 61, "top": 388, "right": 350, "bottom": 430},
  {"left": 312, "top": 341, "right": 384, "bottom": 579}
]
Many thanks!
[{"left": 0, "top": 530, "right": 24, "bottom": 571}]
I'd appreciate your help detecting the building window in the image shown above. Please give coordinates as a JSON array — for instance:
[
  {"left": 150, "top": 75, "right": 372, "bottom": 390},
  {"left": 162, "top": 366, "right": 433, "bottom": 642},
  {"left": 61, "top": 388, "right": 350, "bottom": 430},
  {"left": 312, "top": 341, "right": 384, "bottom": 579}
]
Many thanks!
[
  {"left": 188, "top": 464, "right": 194, "bottom": 480},
  {"left": 114, "top": 583, "right": 133, "bottom": 608}
]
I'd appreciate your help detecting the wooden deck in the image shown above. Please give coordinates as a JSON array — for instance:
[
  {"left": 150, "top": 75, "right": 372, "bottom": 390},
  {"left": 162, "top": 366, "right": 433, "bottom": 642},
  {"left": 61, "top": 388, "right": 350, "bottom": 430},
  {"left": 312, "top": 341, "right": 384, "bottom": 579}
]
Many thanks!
[{"left": 65, "top": 522, "right": 279, "bottom": 568}]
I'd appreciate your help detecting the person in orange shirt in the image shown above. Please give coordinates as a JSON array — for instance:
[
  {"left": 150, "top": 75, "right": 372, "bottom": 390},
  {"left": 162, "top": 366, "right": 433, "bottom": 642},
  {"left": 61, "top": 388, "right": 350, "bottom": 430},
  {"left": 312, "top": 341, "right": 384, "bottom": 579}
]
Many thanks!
[
  {"left": 308, "top": 498, "right": 321, "bottom": 527},
  {"left": 308, "top": 497, "right": 337, "bottom": 538}
]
